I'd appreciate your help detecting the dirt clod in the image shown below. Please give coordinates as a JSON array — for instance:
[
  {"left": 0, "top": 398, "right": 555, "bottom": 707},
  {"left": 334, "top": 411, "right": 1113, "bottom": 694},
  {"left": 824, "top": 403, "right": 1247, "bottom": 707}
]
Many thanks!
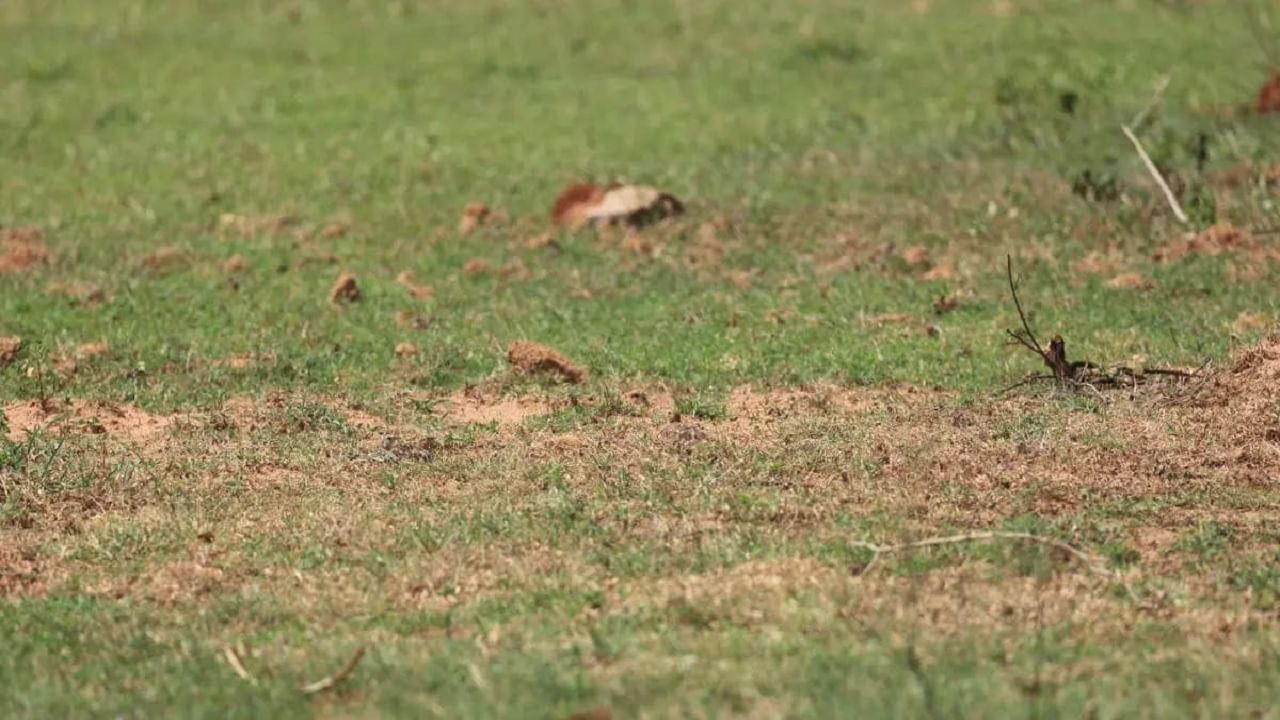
[
  {"left": 142, "top": 247, "right": 185, "bottom": 270},
  {"left": 1257, "top": 70, "right": 1280, "bottom": 115},
  {"left": 0, "top": 337, "right": 21, "bottom": 366},
  {"left": 1233, "top": 312, "right": 1274, "bottom": 335},
  {"left": 902, "top": 246, "right": 930, "bottom": 267},
  {"left": 865, "top": 313, "right": 913, "bottom": 327},
  {"left": 0, "top": 227, "right": 42, "bottom": 245},
  {"left": 458, "top": 202, "right": 491, "bottom": 234},
  {"left": 218, "top": 213, "right": 296, "bottom": 238},
  {"left": 395, "top": 310, "right": 429, "bottom": 330},
  {"left": 0, "top": 227, "right": 49, "bottom": 274},
  {"left": 329, "top": 272, "right": 360, "bottom": 304},
  {"left": 499, "top": 259, "right": 530, "bottom": 281},
  {"left": 50, "top": 342, "right": 110, "bottom": 377},
  {"left": 319, "top": 221, "right": 349, "bottom": 239},
  {"left": 396, "top": 271, "right": 434, "bottom": 299},
  {"left": 1106, "top": 272, "right": 1155, "bottom": 290},
  {"left": 506, "top": 340, "right": 586, "bottom": 384},
  {"left": 463, "top": 258, "right": 491, "bottom": 276},
  {"left": 526, "top": 232, "right": 558, "bottom": 250},
  {"left": 933, "top": 293, "right": 963, "bottom": 314},
  {"left": 47, "top": 281, "right": 106, "bottom": 306},
  {"left": 1155, "top": 224, "right": 1254, "bottom": 263},
  {"left": 76, "top": 342, "right": 109, "bottom": 359}
]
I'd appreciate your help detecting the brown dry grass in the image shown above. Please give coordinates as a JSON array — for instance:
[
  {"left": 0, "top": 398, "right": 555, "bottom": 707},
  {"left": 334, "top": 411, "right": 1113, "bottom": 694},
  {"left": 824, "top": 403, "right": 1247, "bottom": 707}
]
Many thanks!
[{"left": 3, "top": 337, "right": 1279, "bottom": 663}]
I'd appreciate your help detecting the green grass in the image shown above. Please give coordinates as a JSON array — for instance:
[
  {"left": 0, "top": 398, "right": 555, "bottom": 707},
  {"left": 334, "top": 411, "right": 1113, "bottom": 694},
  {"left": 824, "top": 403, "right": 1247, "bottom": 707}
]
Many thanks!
[
  {"left": 3, "top": 0, "right": 1278, "bottom": 409},
  {"left": 4, "top": 586, "right": 1280, "bottom": 719},
  {"left": 4, "top": 0, "right": 1280, "bottom": 717}
]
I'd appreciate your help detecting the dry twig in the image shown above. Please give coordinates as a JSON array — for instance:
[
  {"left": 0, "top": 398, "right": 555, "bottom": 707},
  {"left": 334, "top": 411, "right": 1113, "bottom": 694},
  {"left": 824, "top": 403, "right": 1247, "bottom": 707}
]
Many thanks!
[
  {"left": 1129, "top": 75, "right": 1171, "bottom": 130},
  {"left": 223, "top": 644, "right": 367, "bottom": 695},
  {"left": 223, "top": 645, "right": 256, "bottom": 685},
  {"left": 300, "top": 647, "right": 367, "bottom": 695},
  {"left": 850, "top": 531, "right": 1139, "bottom": 602}
]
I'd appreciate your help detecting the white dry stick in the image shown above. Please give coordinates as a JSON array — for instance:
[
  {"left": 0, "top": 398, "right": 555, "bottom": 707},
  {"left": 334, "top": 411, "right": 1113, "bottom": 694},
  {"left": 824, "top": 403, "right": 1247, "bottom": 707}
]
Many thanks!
[
  {"left": 1122, "top": 124, "right": 1189, "bottom": 225},
  {"left": 850, "top": 530, "right": 1139, "bottom": 603},
  {"left": 223, "top": 645, "right": 256, "bottom": 685}
]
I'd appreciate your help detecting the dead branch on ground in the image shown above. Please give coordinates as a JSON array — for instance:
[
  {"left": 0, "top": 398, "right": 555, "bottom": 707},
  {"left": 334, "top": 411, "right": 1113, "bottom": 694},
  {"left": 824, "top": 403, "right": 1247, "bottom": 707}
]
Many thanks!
[
  {"left": 301, "top": 647, "right": 367, "bottom": 695},
  {"left": 222, "top": 644, "right": 367, "bottom": 695},
  {"left": 999, "top": 256, "right": 1198, "bottom": 395},
  {"left": 1121, "top": 76, "right": 1188, "bottom": 225},
  {"left": 850, "top": 530, "right": 1139, "bottom": 603}
]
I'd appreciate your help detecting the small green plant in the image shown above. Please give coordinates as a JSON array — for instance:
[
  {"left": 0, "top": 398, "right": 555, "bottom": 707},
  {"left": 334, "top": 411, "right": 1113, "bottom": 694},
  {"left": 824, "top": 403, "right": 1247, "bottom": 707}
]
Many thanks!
[
  {"left": 1176, "top": 520, "right": 1233, "bottom": 560},
  {"left": 278, "top": 401, "right": 350, "bottom": 434},
  {"left": 675, "top": 394, "right": 726, "bottom": 421},
  {"left": 1229, "top": 554, "right": 1280, "bottom": 610}
]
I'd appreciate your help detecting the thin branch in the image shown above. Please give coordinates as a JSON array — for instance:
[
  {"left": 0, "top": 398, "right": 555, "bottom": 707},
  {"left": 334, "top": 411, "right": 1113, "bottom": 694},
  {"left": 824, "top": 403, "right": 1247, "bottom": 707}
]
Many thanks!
[
  {"left": 851, "top": 531, "right": 1138, "bottom": 603},
  {"left": 300, "top": 647, "right": 367, "bottom": 695},
  {"left": 1129, "top": 75, "right": 1171, "bottom": 130},
  {"left": 1122, "top": 125, "right": 1189, "bottom": 225},
  {"left": 1005, "top": 329, "right": 1044, "bottom": 357},
  {"left": 1006, "top": 255, "right": 1045, "bottom": 355},
  {"left": 993, "top": 373, "right": 1055, "bottom": 397}
]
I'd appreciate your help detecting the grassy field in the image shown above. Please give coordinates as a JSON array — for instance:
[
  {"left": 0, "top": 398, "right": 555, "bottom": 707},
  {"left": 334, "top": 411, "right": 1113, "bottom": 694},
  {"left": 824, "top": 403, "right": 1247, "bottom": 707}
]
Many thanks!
[{"left": 3, "top": 0, "right": 1280, "bottom": 717}]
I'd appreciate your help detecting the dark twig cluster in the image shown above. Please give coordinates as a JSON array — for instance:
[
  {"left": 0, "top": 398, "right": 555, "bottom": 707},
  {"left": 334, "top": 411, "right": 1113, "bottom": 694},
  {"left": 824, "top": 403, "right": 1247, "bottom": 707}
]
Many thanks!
[{"left": 1000, "top": 255, "right": 1199, "bottom": 395}]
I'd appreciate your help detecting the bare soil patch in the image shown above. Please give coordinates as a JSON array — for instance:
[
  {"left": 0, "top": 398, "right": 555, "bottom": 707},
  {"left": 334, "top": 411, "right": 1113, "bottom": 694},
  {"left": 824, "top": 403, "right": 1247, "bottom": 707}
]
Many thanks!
[
  {"left": 3, "top": 399, "right": 176, "bottom": 444},
  {"left": 446, "top": 389, "right": 550, "bottom": 427}
]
